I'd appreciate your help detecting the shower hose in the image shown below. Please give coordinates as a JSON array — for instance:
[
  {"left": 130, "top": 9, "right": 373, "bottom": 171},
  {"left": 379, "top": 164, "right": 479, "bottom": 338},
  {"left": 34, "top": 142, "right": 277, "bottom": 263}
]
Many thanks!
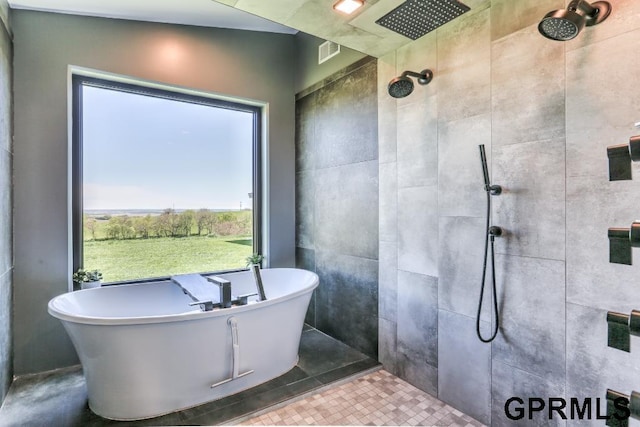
[{"left": 476, "top": 188, "right": 500, "bottom": 343}]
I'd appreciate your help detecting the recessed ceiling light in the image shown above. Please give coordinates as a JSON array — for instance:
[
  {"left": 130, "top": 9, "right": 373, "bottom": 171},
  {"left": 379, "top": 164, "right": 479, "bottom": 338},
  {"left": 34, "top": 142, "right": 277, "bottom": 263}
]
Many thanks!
[{"left": 333, "top": 0, "right": 364, "bottom": 15}]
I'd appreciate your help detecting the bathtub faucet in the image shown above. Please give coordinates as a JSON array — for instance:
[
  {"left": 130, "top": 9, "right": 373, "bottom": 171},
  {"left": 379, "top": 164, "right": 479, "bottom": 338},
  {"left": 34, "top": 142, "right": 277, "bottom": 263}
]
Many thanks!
[
  {"left": 205, "top": 276, "right": 258, "bottom": 308},
  {"left": 207, "top": 276, "right": 232, "bottom": 309}
]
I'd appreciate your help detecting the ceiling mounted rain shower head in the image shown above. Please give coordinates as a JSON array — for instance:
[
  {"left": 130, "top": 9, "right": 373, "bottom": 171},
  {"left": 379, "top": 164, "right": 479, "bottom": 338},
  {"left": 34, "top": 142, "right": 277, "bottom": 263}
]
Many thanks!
[
  {"left": 388, "top": 69, "right": 433, "bottom": 98},
  {"left": 538, "top": 0, "right": 611, "bottom": 41},
  {"left": 376, "top": 0, "right": 470, "bottom": 40}
]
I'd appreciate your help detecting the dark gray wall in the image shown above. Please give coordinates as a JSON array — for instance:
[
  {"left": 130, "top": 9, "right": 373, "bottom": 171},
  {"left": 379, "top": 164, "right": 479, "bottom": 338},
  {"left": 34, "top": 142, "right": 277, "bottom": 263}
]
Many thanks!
[
  {"left": 378, "top": 0, "right": 640, "bottom": 425},
  {"left": 12, "top": 10, "right": 297, "bottom": 375},
  {"left": 0, "top": 0, "right": 12, "bottom": 405},
  {"left": 295, "top": 58, "right": 378, "bottom": 358}
]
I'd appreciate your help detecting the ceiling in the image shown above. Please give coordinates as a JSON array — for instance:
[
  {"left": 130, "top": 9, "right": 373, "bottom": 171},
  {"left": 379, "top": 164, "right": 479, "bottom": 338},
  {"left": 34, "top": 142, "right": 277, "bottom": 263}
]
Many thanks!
[
  {"left": 7, "top": 0, "right": 298, "bottom": 34},
  {"left": 7, "top": 0, "right": 490, "bottom": 58}
]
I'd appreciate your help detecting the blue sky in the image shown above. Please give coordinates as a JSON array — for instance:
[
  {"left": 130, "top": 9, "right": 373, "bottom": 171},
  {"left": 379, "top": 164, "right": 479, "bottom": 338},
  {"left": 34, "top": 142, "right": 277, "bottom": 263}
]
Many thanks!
[{"left": 82, "top": 85, "right": 254, "bottom": 211}]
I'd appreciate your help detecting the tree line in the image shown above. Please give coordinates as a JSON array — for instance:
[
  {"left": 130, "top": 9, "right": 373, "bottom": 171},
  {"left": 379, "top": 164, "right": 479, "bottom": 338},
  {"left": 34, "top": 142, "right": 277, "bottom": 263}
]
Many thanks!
[{"left": 84, "top": 208, "right": 252, "bottom": 241}]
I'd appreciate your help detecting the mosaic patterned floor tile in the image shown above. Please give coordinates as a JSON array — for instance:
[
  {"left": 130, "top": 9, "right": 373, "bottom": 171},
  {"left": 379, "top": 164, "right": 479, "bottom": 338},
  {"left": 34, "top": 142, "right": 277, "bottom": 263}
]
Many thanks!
[{"left": 241, "top": 370, "right": 485, "bottom": 426}]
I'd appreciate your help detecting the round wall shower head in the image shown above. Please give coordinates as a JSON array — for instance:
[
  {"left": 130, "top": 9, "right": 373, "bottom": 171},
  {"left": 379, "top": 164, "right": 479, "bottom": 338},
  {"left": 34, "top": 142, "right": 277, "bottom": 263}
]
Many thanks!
[
  {"left": 539, "top": 9, "right": 584, "bottom": 41},
  {"left": 387, "top": 69, "right": 433, "bottom": 99},
  {"left": 388, "top": 76, "right": 414, "bottom": 98},
  {"left": 538, "top": 0, "right": 611, "bottom": 41}
]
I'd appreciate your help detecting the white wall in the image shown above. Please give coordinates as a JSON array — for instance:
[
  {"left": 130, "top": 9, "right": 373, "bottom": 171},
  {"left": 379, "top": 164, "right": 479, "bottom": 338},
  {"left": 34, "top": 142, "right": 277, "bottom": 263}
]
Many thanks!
[{"left": 12, "top": 10, "right": 296, "bottom": 374}]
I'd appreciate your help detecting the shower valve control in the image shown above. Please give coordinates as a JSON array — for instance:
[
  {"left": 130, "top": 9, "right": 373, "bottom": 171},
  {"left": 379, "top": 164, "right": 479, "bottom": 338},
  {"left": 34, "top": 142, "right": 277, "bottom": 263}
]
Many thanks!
[
  {"left": 607, "top": 222, "right": 640, "bottom": 265},
  {"left": 605, "top": 389, "right": 636, "bottom": 426},
  {"left": 607, "top": 136, "right": 640, "bottom": 181},
  {"left": 606, "top": 310, "right": 640, "bottom": 352}
]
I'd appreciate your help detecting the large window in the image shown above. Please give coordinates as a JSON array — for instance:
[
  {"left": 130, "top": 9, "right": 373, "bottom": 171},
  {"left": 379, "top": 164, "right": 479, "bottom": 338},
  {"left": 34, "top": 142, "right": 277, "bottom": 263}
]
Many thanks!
[{"left": 72, "top": 75, "right": 262, "bottom": 283}]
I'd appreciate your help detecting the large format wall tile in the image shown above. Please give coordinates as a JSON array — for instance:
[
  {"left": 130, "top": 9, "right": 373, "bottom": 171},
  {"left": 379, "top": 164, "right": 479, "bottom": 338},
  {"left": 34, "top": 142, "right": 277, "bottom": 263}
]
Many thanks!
[
  {"left": 379, "top": 240, "right": 397, "bottom": 322},
  {"left": 315, "top": 251, "right": 378, "bottom": 358},
  {"left": 0, "top": 270, "right": 11, "bottom": 404},
  {"left": 295, "top": 59, "right": 379, "bottom": 362},
  {"left": 490, "top": 0, "right": 562, "bottom": 42},
  {"left": 397, "top": 270, "right": 438, "bottom": 367},
  {"left": 566, "top": 29, "right": 640, "bottom": 179},
  {"left": 0, "top": 23, "right": 10, "bottom": 155},
  {"left": 314, "top": 61, "right": 377, "bottom": 169},
  {"left": 436, "top": 9, "right": 490, "bottom": 124},
  {"left": 397, "top": 350, "right": 438, "bottom": 397},
  {"left": 379, "top": 317, "right": 397, "bottom": 376},
  {"left": 566, "top": 174, "right": 640, "bottom": 313},
  {"left": 295, "top": 170, "right": 314, "bottom": 249},
  {"left": 491, "top": 361, "right": 566, "bottom": 427},
  {"left": 295, "top": 91, "right": 316, "bottom": 173},
  {"left": 398, "top": 185, "right": 438, "bottom": 277},
  {"left": 315, "top": 160, "right": 378, "bottom": 260},
  {"left": 0, "top": 149, "right": 11, "bottom": 275},
  {"left": 296, "top": 247, "right": 316, "bottom": 326},
  {"left": 492, "top": 254, "right": 566, "bottom": 380},
  {"left": 492, "top": 24, "right": 565, "bottom": 147},
  {"left": 395, "top": 32, "right": 437, "bottom": 109},
  {"left": 438, "top": 114, "right": 490, "bottom": 218},
  {"left": 436, "top": 61, "right": 490, "bottom": 126},
  {"left": 0, "top": 20, "right": 10, "bottom": 406},
  {"left": 566, "top": 303, "right": 640, "bottom": 420},
  {"left": 492, "top": 138, "right": 565, "bottom": 261},
  {"left": 378, "top": 52, "right": 397, "bottom": 165},
  {"left": 396, "top": 100, "right": 438, "bottom": 189},
  {"left": 377, "top": 0, "right": 640, "bottom": 419},
  {"left": 565, "top": 0, "right": 640, "bottom": 52},
  {"left": 438, "top": 309, "right": 491, "bottom": 425},
  {"left": 379, "top": 161, "right": 397, "bottom": 243},
  {"left": 437, "top": 7, "right": 489, "bottom": 72},
  {"left": 438, "top": 216, "right": 488, "bottom": 320}
]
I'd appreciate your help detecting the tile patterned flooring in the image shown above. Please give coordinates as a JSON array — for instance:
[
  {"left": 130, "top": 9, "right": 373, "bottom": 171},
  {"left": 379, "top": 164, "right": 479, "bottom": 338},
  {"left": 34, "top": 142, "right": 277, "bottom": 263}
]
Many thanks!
[{"left": 242, "top": 370, "right": 485, "bottom": 427}]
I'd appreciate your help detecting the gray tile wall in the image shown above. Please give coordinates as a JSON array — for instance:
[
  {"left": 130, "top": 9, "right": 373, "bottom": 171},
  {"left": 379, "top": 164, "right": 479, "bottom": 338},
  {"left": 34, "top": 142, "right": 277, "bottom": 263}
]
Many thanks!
[
  {"left": 0, "top": 5, "right": 11, "bottom": 405},
  {"left": 378, "top": 0, "right": 640, "bottom": 424},
  {"left": 295, "top": 59, "right": 379, "bottom": 358}
]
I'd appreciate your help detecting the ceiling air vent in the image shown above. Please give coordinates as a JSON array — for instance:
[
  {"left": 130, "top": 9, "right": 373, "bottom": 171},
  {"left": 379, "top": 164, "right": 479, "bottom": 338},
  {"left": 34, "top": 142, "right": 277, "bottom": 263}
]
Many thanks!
[{"left": 318, "top": 40, "right": 341, "bottom": 64}]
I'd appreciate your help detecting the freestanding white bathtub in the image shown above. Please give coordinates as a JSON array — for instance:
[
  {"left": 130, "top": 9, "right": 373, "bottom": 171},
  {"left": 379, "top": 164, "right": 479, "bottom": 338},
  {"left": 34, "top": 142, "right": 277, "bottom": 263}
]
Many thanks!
[{"left": 48, "top": 268, "right": 318, "bottom": 421}]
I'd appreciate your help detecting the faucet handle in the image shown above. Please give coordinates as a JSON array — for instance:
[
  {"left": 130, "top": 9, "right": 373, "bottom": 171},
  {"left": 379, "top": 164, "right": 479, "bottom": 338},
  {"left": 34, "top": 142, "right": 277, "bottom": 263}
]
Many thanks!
[
  {"left": 189, "top": 300, "right": 216, "bottom": 311},
  {"left": 607, "top": 136, "right": 640, "bottom": 181},
  {"left": 234, "top": 293, "right": 258, "bottom": 306},
  {"left": 608, "top": 222, "right": 640, "bottom": 265},
  {"left": 609, "top": 222, "right": 640, "bottom": 265}
]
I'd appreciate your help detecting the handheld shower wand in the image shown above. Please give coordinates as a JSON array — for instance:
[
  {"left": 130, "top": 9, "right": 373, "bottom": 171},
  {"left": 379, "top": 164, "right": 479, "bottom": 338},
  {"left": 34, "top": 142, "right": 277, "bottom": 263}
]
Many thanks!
[{"left": 477, "top": 145, "right": 502, "bottom": 343}]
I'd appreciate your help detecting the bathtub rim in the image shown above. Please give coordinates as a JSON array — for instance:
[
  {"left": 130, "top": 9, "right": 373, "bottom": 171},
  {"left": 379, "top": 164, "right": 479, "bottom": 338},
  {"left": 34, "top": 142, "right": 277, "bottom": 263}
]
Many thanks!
[{"left": 48, "top": 267, "right": 318, "bottom": 326}]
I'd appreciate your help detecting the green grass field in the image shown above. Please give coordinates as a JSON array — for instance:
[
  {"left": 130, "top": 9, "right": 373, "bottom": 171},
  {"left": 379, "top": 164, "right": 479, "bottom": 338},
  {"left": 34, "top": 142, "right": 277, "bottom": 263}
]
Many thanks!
[{"left": 84, "top": 236, "right": 253, "bottom": 283}]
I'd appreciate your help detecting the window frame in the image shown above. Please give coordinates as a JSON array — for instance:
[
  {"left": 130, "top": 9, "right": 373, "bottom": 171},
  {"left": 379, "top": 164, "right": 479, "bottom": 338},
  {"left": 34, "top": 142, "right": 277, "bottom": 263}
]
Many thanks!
[{"left": 71, "top": 74, "right": 263, "bottom": 285}]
